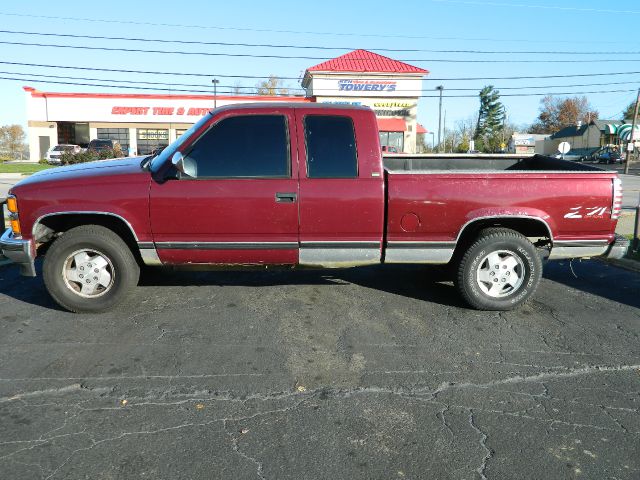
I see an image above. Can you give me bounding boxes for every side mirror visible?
[171,151,185,174]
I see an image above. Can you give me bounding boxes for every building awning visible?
[377,118,406,132]
[604,124,618,134]
[618,124,640,141]
[416,123,428,134]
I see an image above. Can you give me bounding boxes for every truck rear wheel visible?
[455,228,542,310]
[43,225,140,313]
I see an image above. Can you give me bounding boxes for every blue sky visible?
[0,0,639,133]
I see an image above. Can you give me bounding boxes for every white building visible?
[302,49,428,153]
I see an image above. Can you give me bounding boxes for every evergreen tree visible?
[474,86,506,152]
[622,100,638,122]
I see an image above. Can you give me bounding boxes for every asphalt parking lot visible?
[0,260,639,479]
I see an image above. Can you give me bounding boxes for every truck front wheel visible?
[455,228,542,310]
[43,225,140,313]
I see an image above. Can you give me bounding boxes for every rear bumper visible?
[0,228,36,276]
[605,234,630,261]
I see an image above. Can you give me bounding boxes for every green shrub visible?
[59,148,123,165]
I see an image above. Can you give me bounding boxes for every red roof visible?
[307,50,428,75]
[416,124,428,134]
[377,118,407,132]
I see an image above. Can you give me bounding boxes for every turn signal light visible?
[10,218,21,235]
[6,196,18,213]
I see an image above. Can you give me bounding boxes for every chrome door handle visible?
[275,192,297,203]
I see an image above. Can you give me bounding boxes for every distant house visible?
[542,119,626,155]
[508,133,549,154]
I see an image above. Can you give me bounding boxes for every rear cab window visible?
[304,115,358,178]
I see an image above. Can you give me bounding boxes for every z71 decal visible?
[564,206,609,219]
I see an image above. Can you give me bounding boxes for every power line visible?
[0,75,297,95]
[2,29,640,55]
[0,10,631,45]
[1,75,636,98]
[4,69,640,94]
[0,70,267,91]
[4,60,640,83]
[0,61,292,80]
[4,39,640,63]
[430,0,640,15]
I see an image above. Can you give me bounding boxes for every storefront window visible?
[379,131,404,152]
[97,128,130,152]
[137,128,169,155]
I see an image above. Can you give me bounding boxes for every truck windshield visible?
[149,112,213,173]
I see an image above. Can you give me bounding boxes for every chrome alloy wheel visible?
[475,249,525,298]
[62,249,115,298]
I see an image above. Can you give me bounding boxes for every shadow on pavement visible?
[1,258,636,311]
[542,259,640,309]
[139,263,466,308]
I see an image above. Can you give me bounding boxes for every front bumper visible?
[0,228,36,276]
[605,234,630,261]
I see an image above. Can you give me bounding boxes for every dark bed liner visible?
[383,154,604,172]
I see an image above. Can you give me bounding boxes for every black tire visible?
[43,225,140,313]
[455,228,542,311]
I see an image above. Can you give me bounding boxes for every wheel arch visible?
[454,215,553,258]
[33,212,141,263]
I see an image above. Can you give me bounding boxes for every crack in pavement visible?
[223,419,265,480]
[1,363,639,478]
[468,409,493,480]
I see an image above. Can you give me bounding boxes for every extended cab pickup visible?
[1,103,628,313]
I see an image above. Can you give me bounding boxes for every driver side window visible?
[184,115,290,178]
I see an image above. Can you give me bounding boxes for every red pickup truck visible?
[1,103,628,313]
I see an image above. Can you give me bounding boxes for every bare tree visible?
[0,124,26,161]
[232,81,244,95]
[255,75,290,96]
[530,95,598,134]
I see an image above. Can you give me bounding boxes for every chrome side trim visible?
[299,248,380,268]
[385,242,455,264]
[0,228,36,276]
[139,248,162,266]
[33,211,140,241]
[137,242,155,249]
[548,245,608,260]
[155,241,298,250]
[552,240,609,247]
[300,241,380,249]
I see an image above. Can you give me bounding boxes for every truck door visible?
[294,107,385,266]
[149,109,300,264]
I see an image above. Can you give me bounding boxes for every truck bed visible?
[382,154,619,264]
[383,153,605,172]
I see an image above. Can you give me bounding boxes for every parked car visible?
[552,151,586,162]
[1,103,628,313]
[87,139,122,155]
[597,149,623,164]
[46,144,81,164]
[381,145,400,154]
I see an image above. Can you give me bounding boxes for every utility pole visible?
[443,110,447,152]
[436,86,444,153]
[625,88,640,175]
[212,79,220,109]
